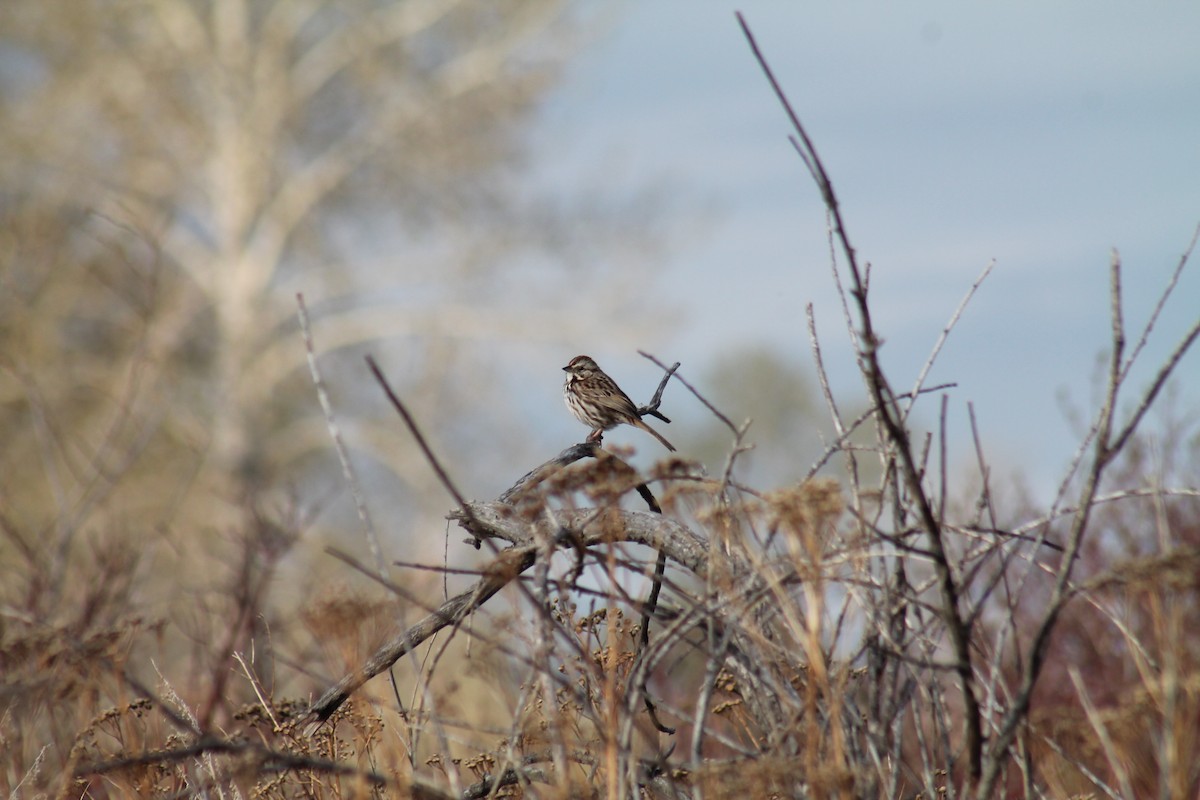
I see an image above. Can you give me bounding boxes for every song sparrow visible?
[562,355,675,451]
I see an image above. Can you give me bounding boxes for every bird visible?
[562,355,675,451]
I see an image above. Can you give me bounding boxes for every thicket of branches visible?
[4,12,1200,800]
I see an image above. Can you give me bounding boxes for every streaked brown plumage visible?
[562,355,675,451]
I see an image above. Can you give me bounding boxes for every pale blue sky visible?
[525,2,1200,494]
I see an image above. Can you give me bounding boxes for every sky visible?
[527,1,1200,496]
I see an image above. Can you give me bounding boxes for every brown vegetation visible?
[3,8,1200,800]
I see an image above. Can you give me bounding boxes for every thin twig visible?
[638,357,681,423]
[233,652,280,730]
[1117,220,1200,384]
[1068,668,1136,799]
[639,350,738,436]
[903,260,995,423]
[1107,314,1200,457]
[365,354,478,528]
[297,293,385,574]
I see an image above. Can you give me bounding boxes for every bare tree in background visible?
[0,0,654,534]
[0,1,667,747]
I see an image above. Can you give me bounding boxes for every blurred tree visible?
[0,0,659,548]
[691,345,833,486]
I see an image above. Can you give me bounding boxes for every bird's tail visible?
[636,419,676,452]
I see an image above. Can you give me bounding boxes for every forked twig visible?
[640,350,738,436]
[638,357,680,423]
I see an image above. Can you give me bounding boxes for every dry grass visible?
[5,408,1197,799]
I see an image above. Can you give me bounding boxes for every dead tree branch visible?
[301,501,711,732]
[737,11,984,783]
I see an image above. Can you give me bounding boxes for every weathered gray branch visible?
[300,501,710,732]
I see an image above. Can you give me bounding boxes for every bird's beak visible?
[562,365,570,372]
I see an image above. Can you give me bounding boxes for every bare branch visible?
[301,502,711,730]
[298,293,385,574]
[637,355,680,423]
[738,11,984,782]
[640,350,739,437]
[904,259,995,422]
[365,354,477,529]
